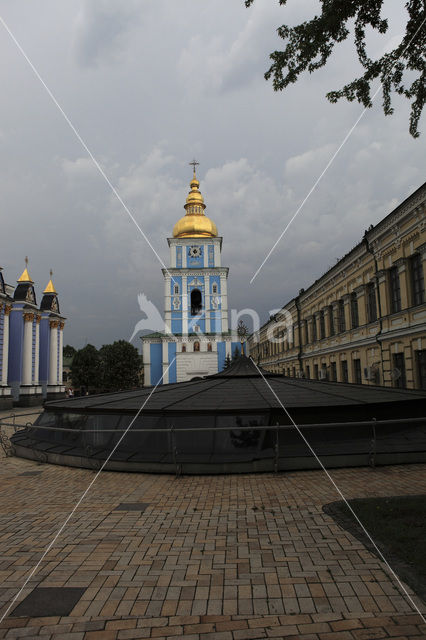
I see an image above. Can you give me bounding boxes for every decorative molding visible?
[367,185,426,244]
[4,304,12,316]
[23,312,35,323]
[354,285,366,296]
[162,268,228,277]
[49,319,59,329]
[394,257,407,270]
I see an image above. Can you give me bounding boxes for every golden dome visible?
[173,169,218,238]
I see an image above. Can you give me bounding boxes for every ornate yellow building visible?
[249,182,426,389]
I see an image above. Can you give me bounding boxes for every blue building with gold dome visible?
[0,261,65,408]
[142,167,243,385]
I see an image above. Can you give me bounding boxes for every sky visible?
[0,0,424,350]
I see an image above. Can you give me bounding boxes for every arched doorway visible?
[191,289,202,315]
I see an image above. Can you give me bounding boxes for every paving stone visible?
[18,472,43,477]
[117,631,150,640]
[0,452,425,639]
[114,504,150,512]
[10,589,85,618]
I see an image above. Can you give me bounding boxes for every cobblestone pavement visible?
[0,448,425,639]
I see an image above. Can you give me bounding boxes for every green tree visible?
[245,0,426,137]
[232,346,241,361]
[63,344,76,358]
[224,354,232,369]
[100,340,141,391]
[70,344,102,391]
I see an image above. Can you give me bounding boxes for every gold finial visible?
[18,256,33,283]
[44,268,57,294]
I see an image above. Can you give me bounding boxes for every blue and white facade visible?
[0,268,13,409]
[0,263,65,407]
[39,284,65,400]
[142,171,243,385]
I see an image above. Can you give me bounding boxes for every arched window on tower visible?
[194,341,200,352]
[174,284,179,295]
[212,283,218,294]
[182,344,186,352]
[207,343,212,352]
[191,289,202,316]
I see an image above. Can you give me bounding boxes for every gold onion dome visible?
[173,170,218,238]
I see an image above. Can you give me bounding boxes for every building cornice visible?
[167,236,223,249]
[294,183,425,307]
[162,268,229,277]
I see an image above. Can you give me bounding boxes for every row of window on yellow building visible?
[249,182,426,390]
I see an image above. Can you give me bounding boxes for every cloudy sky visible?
[0,0,424,349]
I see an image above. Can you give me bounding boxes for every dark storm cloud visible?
[73,0,140,67]
[0,0,424,348]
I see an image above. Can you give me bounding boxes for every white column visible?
[1,306,10,385]
[164,275,172,332]
[220,274,229,333]
[142,341,151,387]
[162,341,169,384]
[205,276,211,333]
[182,275,188,335]
[164,276,171,310]
[58,322,64,385]
[33,316,40,385]
[48,321,58,385]
[170,244,176,268]
[22,313,34,385]
[214,241,220,267]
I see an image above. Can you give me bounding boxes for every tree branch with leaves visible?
[245,0,426,137]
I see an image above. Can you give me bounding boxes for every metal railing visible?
[2,413,425,472]
[0,410,42,456]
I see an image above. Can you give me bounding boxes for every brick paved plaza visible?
[0,424,425,639]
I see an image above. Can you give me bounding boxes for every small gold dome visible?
[173,169,218,238]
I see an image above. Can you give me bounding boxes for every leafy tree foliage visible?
[232,346,241,361]
[245,0,426,137]
[70,344,102,391]
[63,344,76,358]
[100,340,141,391]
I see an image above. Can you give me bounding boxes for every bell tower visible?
[164,165,228,336]
[142,164,241,386]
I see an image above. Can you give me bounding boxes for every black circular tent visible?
[12,356,426,473]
